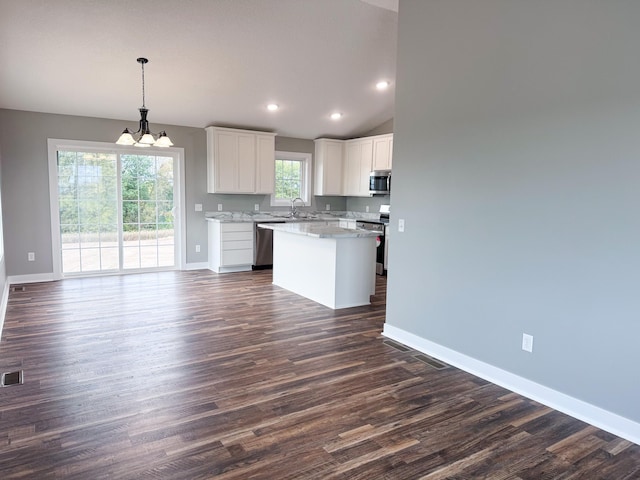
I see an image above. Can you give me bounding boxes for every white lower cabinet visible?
[208,222,254,273]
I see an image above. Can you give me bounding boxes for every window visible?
[271,151,312,206]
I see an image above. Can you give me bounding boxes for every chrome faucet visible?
[291,197,304,217]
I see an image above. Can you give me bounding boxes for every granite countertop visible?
[205,215,330,223]
[205,211,384,223]
[256,222,379,239]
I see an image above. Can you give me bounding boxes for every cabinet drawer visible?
[223,239,253,250]
[221,249,253,266]
[221,223,253,233]
[222,231,253,242]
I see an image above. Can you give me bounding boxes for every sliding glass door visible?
[50,141,182,277]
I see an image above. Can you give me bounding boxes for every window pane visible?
[100,247,119,270]
[62,249,81,273]
[80,248,101,272]
[140,246,158,268]
[275,159,302,200]
[123,247,140,269]
[158,245,174,267]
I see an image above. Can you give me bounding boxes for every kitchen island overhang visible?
[257,222,378,309]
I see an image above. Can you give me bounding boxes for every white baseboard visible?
[382,323,640,446]
[8,273,56,285]
[183,262,210,271]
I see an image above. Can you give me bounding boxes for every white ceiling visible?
[0,0,398,140]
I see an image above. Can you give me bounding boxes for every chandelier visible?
[116,57,173,148]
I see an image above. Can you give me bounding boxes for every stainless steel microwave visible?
[369,170,391,195]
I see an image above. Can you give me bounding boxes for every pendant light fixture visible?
[116,57,173,148]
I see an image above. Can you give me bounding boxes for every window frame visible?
[270,151,312,207]
[47,139,186,279]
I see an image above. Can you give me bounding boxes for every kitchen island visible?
[257,222,378,309]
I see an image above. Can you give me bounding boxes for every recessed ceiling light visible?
[376,80,390,90]
[330,112,342,120]
[267,103,279,111]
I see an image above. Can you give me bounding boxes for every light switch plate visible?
[195,204,203,212]
[522,333,534,353]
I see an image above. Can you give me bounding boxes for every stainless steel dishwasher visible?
[253,220,286,269]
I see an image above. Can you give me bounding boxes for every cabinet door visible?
[315,139,344,195]
[215,130,238,192]
[236,134,256,193]
[372,135,392,171]
[255,134,275,194]
[358,139,373,196]
[343,141,362,196]
[344,139,373,197]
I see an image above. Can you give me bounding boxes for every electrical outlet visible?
[254,204,260,212]
[365,206,369,213]
[522,333,534,353]
[194,203,203,212]
[398,219,405,232]
[195,244,201,253]
[326,204,330,211]
[217,204,223,211]
[28,252,35,262]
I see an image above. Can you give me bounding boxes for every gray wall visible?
[346,195,390,213]
[363,118,393,137]
[0,109,347,275]
[0,138,6,297]
[388,0,640,422]
[0,109,209,273]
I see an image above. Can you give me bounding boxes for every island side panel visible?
[272,231,339,308]
[334,236,377,308]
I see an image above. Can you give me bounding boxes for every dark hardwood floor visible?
[0,270,638,479]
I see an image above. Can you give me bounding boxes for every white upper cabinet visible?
[372,134,393,171]
[314,138,344,196]
[343,138,373,197]
[206,126,276,194]
[255,133,276,194]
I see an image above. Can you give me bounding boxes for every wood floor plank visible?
[0,269,638,479]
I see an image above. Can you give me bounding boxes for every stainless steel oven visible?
[356,221,386,275]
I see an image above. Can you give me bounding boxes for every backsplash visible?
[204,194,348,215]
[346,194,391,213]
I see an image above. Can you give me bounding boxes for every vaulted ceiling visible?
[0,0,398,139]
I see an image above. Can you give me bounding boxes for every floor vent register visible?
[1,371,24,387]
